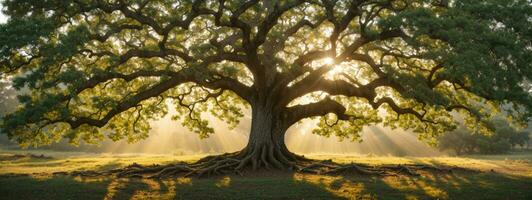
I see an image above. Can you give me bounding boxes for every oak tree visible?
[1,0,531,175]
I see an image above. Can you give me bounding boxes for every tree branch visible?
[285,97,359,125]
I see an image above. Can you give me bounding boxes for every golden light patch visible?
[216,176,231,187]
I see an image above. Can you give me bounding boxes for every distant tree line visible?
[438,118,530,155]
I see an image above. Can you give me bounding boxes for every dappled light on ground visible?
[293,172,532,200]
[1,171,530,200]
[216,176,231,188]
[100,178,179,200]
[380,175,449,199]
[292,173,370,199]
[1,151,531,177]
[0,151,531,199]
[103,179,126,200]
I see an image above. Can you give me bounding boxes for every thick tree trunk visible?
[237,102,298,170]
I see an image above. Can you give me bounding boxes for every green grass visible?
[1,150,531,200]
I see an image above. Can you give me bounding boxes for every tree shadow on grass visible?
[296,171,532,200]
[1,170,531,200]
[0,175,110,200]
[0,172,345,200]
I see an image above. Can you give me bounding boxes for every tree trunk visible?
[236,101,298,171]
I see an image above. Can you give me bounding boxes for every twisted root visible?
[102,146,303,179]
[65,151,468,179]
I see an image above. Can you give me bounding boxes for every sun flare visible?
[321,57,347,79]
[323,57,335,65]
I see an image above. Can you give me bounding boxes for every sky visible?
[0,3,6,23]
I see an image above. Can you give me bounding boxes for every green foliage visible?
[0,17,55,62]
[0,0,530,148]
[378,0,532,121]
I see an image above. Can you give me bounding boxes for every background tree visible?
[0,0,531,175]
[438,118,531,155]
[0,76,19,145]
[437,128,476,155]
[510,131,530,149]
[0,76,17,116]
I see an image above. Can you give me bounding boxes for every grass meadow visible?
[0,149,531,200]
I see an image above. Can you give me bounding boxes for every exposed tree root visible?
[93,146,303,179]
[64,151,472,179]
[323,164,385,175]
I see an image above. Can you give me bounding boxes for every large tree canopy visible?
[0,0,531,173]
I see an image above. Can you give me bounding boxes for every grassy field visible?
[0,150,531,200]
